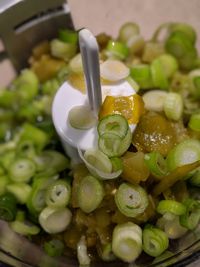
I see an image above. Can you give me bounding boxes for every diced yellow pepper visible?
[99,94,145,124]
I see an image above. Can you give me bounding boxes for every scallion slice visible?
[58,29,78,44]
[189,169,200,186]
[115,182,149,217]
[45,180,71,208]
[10,220,40,236]
[150,58,168,89]
[130,64,152,89]
[144,151,168,177]
[157,200,186,216]
[9,158,36,183]
[98,114,129,138]
[6,183,32,204]
[164,92,183,121]
[166,139,200,171]
[158,54,178,78]
[44,239,64,257]
[77,175,104,213]
[179,198,200,230]
[0,193,17,221]
[142,225,169,257]
[142,90,168,112]
[112,222,142,262]
[106,40,129,60]
[188,113,200,131]
[39,206,72,234]
[118,22,140,43]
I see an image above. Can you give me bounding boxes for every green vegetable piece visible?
[115,182,149,217]
[106,40,129,60]
[7,183,32,204]
[118,22,140,43]
[58,29,78,44]
[77,175,104,213]
[158,54,178,78]
[10,220,40,236]
[188,113,200,131]
[157,200,186,216]
[0,193,17,221]
[130,64,153,89]
[144,151,168,177]
[170,23,197,44]
[0,175,10,196]
[151,58,169,89]
[50,39,77,61]
[189,169,200,186]
[143,225,169,257]
[44,239,64,257]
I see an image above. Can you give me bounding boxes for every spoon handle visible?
[79,29,102,116]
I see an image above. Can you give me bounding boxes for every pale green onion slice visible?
[0,175,10,196]
[112,222,142,262]
[144,151,168,177]
[98,128,132,157]
[98,114,129,138]
[115,182,149,217]
[78,148,122,180]
[69,53,83,73]
[130,64,152,89]
[150,58,168,89]
[179,198,200,230]
[127,34,145,54]
[50,39,77,61]
[142,90,168,112]
[188,113,200,131]
[10,220,40,236]
[45,180,71,208]
[164,92,183,121]
[77,236,91,266]
[118,22,140,43]
[39,206,72,234]
[77,175,104,213]
[106,40,129,60]
[142,225,169,257]
[68,105,97,130]
[166,139,200,171]
[158,54,178,78]
[84,149,112,173]
[97,243,116,261]
[126,76,140,92]
[100,59,130,82]
[9,158,36,183]
[157,200,186,216]
[6,183,32,204]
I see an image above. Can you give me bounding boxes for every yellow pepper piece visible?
[99,94,145,124]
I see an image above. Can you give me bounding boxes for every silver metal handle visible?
[79,29,102,116]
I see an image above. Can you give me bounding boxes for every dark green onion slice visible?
[179,198,200,230]
[188,113,200,131]
[77,175,104,213]
[130,64,153,89]
[142,225,169,257]
[112,222,142,262]
[115,182,149,217]
[58,29,78,44]
[98,114,129,138]
[44,239,64,257]
[157,200,186,216]
[0,193,17,221]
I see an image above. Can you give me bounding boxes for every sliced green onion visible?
[142,225,169,257]
[78,148,122,180]
[0,193,17,221]
[8,158,36,183]
[41,78,60,95]
[144,151,168,177]
[0,150,15,170]
[118,22,140,43]
[157,200,186,216]
[179,198,200,230]
[27,176,56,214]
[16,140,36,159]
[84,149,112,173]
[127,35,145,54]
[110,157,123,172]
[97,243,116,262]
[39,206,72,234]
[0,175,10,196]
[115,182,149,217]
[19,123,50,151]
[33,150,69,172]
[164,92,183,121]
[7,183,32,204]
[189,169,200,186]
[50,39,77,61]
[58,29,78,44]
[98,128,132,157]
[142,42,165,63]
[68,105,97,129]
[126,76,140,92]
[170,23,196,44]
[166,139,200,171]
[10,220,40,236]
[153,251,175,265]
[106,40,129,60]
[112,222,142,262]
[44,239,64,257]
[142,90,168,112]
[158,54,178,78]
[150,58,168,89]
[188,113,200,131]
[45,180,71,208]
[98,114,129,138]
[77,175,104,213]
[0,89,16,108]
[77,236,91,266]
[69,53,83,73]
[130,64,153,89]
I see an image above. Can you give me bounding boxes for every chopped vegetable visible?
[44,239,64,257]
